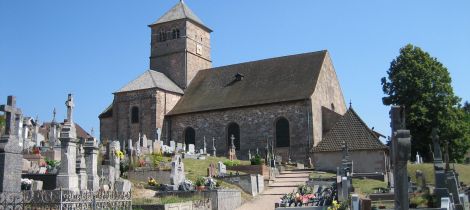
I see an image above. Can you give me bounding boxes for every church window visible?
[184,127,196,149]
[131,107,139,124]
[172,28,180,39]
[275,117,290,147]
[158,30,166,42]
[331,103,335,111]
[227,123,240,151]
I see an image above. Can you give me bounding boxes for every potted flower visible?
[195,177,206,191]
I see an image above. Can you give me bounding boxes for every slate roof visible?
[115,70,184,94]
[167,50,328,116]
[313,107,388,152]
[150,1,211,32]
[39,122,93,140]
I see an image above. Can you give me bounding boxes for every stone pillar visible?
[84,137,100,191]
[76,145,88,191]
[0,96,23,192]
[56,94,79,191]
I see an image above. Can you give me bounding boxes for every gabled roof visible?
[313,107,388,152]
[115,70,184,94]
[150,1,211,32]
[167,50,328,116]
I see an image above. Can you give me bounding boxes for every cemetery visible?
[1,1,470,210]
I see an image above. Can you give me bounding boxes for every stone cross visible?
[203,136,207,154]
[432,128,443,162]
[256,147,259,155]
[0,96,23,192]
[248,149,252,160]
[394,129,411,210]
[230,134,235,148]
[65,94,74,124]
[0,96,22,136]
[52,107,56,123]
[170,155,185,190]
[212,137,216,157]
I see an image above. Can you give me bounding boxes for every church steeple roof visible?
[150,1,211,32]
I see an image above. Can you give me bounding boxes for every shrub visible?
[250,154,262,165]
[195,177,205,186]
[223,160,240,167]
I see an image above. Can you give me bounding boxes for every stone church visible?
[100,1,384,163]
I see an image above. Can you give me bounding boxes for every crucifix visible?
[65,94,74,124]
[0,95,22,136]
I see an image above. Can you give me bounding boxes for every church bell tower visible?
[149,1,212,89]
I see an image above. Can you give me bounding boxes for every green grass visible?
[408,163,470,185]
[352,178,388,195]
[309,171,335,179]
[183,156,250,182]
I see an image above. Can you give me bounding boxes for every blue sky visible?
[1,0,469,139]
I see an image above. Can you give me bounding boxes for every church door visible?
[227,123,240,151]
[184,127,195,150]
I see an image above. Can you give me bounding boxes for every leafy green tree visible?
[0,114,4,135]
[381,44,470,162]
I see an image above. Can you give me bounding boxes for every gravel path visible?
[236,170,311,210]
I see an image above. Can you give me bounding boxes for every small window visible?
[331,103,335,111]
[172,28,180,39]
[131,107,139,124]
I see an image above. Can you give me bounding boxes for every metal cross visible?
[65,94,74,123]
[0,95,22,136]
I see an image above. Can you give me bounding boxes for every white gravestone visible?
[217,161,226,177]
[188,144,195,154]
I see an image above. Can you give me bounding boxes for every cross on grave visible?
[0,95,22,136]
[230,134,235,148]
[65,94,74,124]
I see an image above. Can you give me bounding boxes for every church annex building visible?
[99,1,387,170]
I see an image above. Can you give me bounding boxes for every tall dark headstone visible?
[0,96,23,192]
[432,128,450,204]
[390,106,411,210]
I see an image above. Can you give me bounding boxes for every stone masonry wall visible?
[165,100,312,162]
[310,52,347,146]
[313,150,387,173]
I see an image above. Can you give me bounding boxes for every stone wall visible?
[100,88,182,146]
[313,150,387,173]
[165,100,312,162]
[310,53,347,146]
[219,174,264,196]
[127,169,171,184]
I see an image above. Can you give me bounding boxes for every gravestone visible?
[76,144,88,191]
[352,194,360,210]
[212,137,217,157]
[207,163,216,177]
[390,106,411,210]
[415,170,426,192]
[176,143,183,153]
[153,140,161,154]
[217,161,226,177]
[0,95,23,192]
[170,154,185,190]
[228,134,237,160]
[203,136,207,154]
[248,149,252,160]
[84,137,100,191]
[170,141,176,153]
[188,144,195,154]
[56,94,79,191]
[432,128,451,205]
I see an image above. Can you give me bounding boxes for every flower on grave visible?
[115,150,124,159]
[148,177,158,186]
[328,200,341,210]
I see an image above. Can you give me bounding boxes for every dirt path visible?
[237,170,311,210]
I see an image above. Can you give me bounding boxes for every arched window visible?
[159,30,166,42]
[275,117,290,147]
[331,103,335,111]
[227,123,240,151]
[184,127,195,148]
[172,28,180,39]
[131,107,139,124]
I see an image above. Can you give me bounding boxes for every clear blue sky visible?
[1,0,469,139]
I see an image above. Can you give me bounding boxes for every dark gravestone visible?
[432,128,450,205]
[0,96,23,192]
[390,106,411,210]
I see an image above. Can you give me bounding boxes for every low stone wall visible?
[226,164,270,180]
[219,174,264,196]
[127,168,171,184]
[133,201,210,210]
[149,189,241,210]
[21,174,57,190]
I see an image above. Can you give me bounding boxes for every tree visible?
[381,44,470,162]
[0,114,4,135]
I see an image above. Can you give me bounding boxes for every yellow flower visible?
[115,150,124,159]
